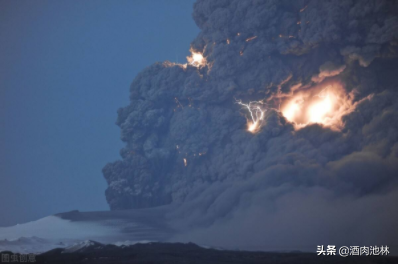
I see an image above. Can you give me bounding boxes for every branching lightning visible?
[236,100,267,133]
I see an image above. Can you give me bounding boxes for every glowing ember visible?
[237,100,267,133]
[281,82,356,130]
[187,48,206,67]
[300,5,308,12]
[246,36,257,42]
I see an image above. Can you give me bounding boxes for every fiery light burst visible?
[281,82,356,130]
[237,100,267,133]
[187,48,206,67]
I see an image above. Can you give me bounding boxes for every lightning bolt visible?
[236,100,267,133]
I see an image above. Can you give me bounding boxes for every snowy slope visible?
[62,240,104,253]
[0,207,175,253]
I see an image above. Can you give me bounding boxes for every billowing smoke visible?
[103,0,398,250]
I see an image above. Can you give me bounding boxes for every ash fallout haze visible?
[1,0,398,256]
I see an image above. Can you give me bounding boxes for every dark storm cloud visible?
[103,0,398,250]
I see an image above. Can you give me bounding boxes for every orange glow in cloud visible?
[186,48,206,67]
[281,82,356,130]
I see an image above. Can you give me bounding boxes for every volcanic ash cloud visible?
[103,0,398,251]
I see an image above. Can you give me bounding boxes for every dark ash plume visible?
[103,0,398,251]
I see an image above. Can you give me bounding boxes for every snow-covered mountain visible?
[61,240,104,253]
[0,207,175,253]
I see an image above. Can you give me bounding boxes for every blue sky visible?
[0,0,199,227]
